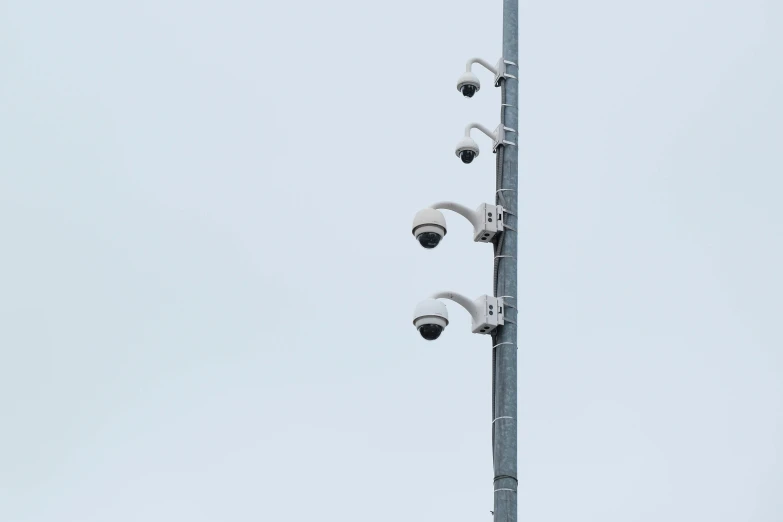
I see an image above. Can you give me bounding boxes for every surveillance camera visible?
[412,208,447,249]
[413,293,504,339]
[460,58,517,94]
[413,299,449,340]
[459,123,513,159]
[455,137,479,164]
[456,71,480,98]
[414,202,504,247]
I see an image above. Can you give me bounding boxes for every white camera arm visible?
[465,57,517,86]
[429,201,503,243]
[430,201,482,229]
[465,122,516,152]
[430,291,504,335]
[431,291,480,321]
[466,57,498,75]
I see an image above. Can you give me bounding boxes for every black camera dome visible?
[460,150,476,164]
[417,232,442,249]
[460,84,477,98]
[418,324,444,341]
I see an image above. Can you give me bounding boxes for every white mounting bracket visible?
[491,124,517,152]
[465,122,517,154]
[429,202,505,244]
[430,292,505,336]
[470,295,505,334]
[466,57,518,87]
[493,58,518,87]
[473,203,505,243]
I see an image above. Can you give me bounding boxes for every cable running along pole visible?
[492,0,518,521]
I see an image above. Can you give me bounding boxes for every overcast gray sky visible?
[1,0,782,520]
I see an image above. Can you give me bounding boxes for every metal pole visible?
[493,0,518,521]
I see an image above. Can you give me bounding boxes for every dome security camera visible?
[413,299,449,340]
[413,293,504,340]
[412,202,504,248]
[456,71,481,98]
[456,123,516,164]
[411,208,447,249]
[456,57,517,99]
[455,136,480,164]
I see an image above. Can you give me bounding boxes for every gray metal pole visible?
[493,0,518,521]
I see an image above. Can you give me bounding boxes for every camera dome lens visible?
[418,324,444,341]
[460,84,477,98]
[460,150,476,164]
[417,232,441,249]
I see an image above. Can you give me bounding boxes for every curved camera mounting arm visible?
[465,57,517,87]
[466,57,499,75]
[430,201,483,229]
[465,122,517,153]
[465,122,499,141]
[430,291,505,335]
[429,201,504,244]
[431,291,479,321]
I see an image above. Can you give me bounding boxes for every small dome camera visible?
[456,71,481,98]
[413,299,449,341]
[455,137,480,164]
[412,208,447,249]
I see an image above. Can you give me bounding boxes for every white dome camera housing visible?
[456,71,481,98]
[458,58,517,98]
[413,299,449,341]
[458,123,515,162]
[455,136,480,164]
[413,202,504,248]
[413,293,504,339]
[412,208,447,249]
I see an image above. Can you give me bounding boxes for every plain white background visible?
[1,0,781,520]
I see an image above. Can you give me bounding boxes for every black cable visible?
[491,78,508,468]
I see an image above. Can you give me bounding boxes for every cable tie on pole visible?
[492,416,513,423]
[492,342,514,349]
[499,295,516,300]
[494,255,512,260]
[497,188,514,206]
[494,475,519,483]
[494,488,516,493]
